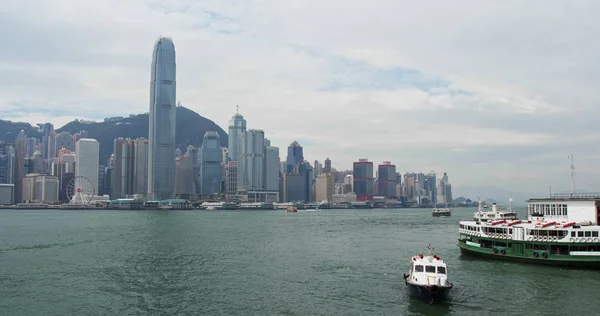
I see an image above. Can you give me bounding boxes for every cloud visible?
[1,0,600,197]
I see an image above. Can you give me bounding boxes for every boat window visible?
[585,231,592,237]
[425,266,436,273]
[564,204,568,215]
[593,231,599,237]
[437,266,446,274]
[571,231,576,237]
[415,265,424,272]
[578,231,584,237]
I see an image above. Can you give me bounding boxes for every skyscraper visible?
[353,159,374,201]
[228,108,247,161]
[377,161,397,198]
[200,131,222,196]
[112,138,134,199]
[148,37,176,200]
[133,138,149,195]
[0,142,15,185]
[238,129,265,192]
[75,138,100,196]
[286,141,304,173]
[264,145,280,192]
[14,130,27,203]
[54,131,74,153]
[324,158,332,174]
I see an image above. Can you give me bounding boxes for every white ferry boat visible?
[458,192,600,269]
[473,199,519,222]
[403,245,453,303]
[432,207,451,217]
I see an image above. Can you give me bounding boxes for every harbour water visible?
[1,207,598,315]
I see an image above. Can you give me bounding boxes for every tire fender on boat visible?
[534,252,539,258]
[493,248,498,254]
[542,252,548,258]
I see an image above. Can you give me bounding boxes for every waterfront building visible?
[377,161,397,198]
[237,129,265,193]
[0,142,15,185]
[14,130,27,203]
[148,36,176,200]
[224,161,238,198]
[0,184,14,205]
[133,138,149,195]
[75,138,100,196]
[200,131,222,196]
[264,145,280,192]
[353,159,374,201]
[175,154,194,198]
[228,107,246,161]
[22,173,40,202]
[112,138,134,199]
[34,175,59,202]
[315,173,334,202]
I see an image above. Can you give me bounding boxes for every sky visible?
[1,0,600,202]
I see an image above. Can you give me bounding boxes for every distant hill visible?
[1,106,228,164]
[0,119,42,143]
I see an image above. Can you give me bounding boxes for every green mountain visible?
[1,106,228,164]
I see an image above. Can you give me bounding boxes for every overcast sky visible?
[1,0,599,199]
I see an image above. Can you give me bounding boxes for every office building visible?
[14,130,27,202]
[228,108,246,161]
[75,138,100,196]
[34,175,59,202]
[377,161,397,198]
[237,129,265,192]
[315,173,334,202]
[0,184,14,205]
[353,159,374,201]
[133,138,149,195]
[0,142,15,185]
[148,36,176,200]
[200,131,222,196]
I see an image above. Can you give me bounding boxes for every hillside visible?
[1,106,228,165]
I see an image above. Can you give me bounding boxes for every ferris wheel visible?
[67,176,95,204]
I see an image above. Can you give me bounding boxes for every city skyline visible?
[1,1,599,196]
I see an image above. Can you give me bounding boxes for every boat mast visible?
[569,154,575,196]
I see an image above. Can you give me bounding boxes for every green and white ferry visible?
[458,192,600,269]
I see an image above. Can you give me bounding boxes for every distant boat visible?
[432,207,451,217]
[403,244,453,303]
[287,206,298,213]
[473,199,518,222]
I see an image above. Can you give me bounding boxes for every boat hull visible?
[458,241,600,269]
[405,281,451,303]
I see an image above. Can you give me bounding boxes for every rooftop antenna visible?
[569,154,575,195]
[236,100,239,114]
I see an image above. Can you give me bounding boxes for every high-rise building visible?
[14,130,27,203]
[148,37,176,200]
[324,158,332,174]
[424,172,437,206]
[133,138,149,195]
[34,175,59,202]
[315,173,334,202]
[286,141,304,173]
[228,108,246,161]
[377,161,397,198]
[314,160,322,175]
[237,129,265,193]
[0,142,15,185]
[22,173,40,202]
[200,131,222,196]
[175,154,194,198]
[437,172,453,204]
[31,150,44,174]
[264,145,280,192]
[54,131,73,154]
[0,184,14,205]
[75,138,100,196]
[26,137,38,158]
[112,138,134,199]
[41,123,54,160]
[224,161,238,198]
[353,159,374,201]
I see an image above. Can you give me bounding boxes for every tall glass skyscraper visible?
[148,37,176,200]
[228,109,246,161]
[200,132,222,196]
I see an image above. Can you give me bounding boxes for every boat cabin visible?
[407,254,449,286]
[527,194,600,225]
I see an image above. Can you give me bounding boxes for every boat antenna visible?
[569,154,575,195]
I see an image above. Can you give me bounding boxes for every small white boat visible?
[403,245,453,303]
